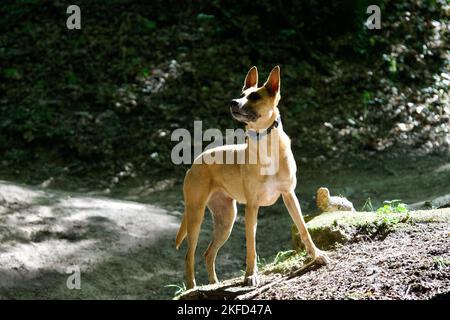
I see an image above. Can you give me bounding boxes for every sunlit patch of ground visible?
[0,181,179,298]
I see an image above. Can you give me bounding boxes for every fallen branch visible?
[235,260,327,300]
[235,275,287,300]
[288,259,326,278]
[177,279,253,300]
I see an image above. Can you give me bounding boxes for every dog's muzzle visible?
[230,99,259,122]
[230,99,241,113]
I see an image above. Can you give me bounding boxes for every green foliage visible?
[361,200,411,235]
[141,18,156,30]
[165,282,186,297]
[273,250,297,265]
[388,57,397,74]
[1,0,448,185]
[257,255,267,270]
[197,13,215,21]
[262,250,307,274]
[358,201,411,237]
[377,200,408,214]
[3,68,21,80]
[361,91,373,105]
[433,257,450,269]
[361,197,374,211]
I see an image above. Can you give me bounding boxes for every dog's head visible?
[230,66,281,128]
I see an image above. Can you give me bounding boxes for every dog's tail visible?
[175,211,187,250]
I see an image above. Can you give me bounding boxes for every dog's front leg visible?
[282,191,330,265]
[244,204,260,287]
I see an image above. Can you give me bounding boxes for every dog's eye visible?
[247,92,261,101]
[239,93,245,98]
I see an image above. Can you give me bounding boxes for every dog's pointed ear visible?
[243,66,258,91]
[264,66,281,95]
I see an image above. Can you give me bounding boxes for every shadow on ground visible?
[0,181,183,299]
[0,181,294,299]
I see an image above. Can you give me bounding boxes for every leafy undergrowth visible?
[1,0,449,188]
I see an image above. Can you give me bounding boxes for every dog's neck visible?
[245,108,288,170]
[245,108,282,141]
[246,116,281,141]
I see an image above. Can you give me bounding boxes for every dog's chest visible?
[248,155,296,206]
[254,178,289,206]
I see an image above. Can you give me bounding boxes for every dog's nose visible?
[230,99,240,112]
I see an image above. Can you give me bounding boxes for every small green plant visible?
[358,200,411,237]
[361,197,374,211]
[165,282,186,297]
[257,255,267,270]
[380,213,398,224]
[433,257,450,269]
[273,250,297,265]
[262,250,307,275]
[376,200,408,214]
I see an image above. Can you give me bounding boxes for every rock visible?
[408,194,450,210]
[292,208,450,251]
[316,187,355,212]
[292,224,351,251]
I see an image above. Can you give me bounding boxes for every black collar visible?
[246,116,281,141]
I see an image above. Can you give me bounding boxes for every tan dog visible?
[176,66,329,289]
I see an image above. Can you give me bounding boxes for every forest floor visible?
[179,209,450,300]
[0,154,449,299]
[255,219,450,299]
[258,220,450,300]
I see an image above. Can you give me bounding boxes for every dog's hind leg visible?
[185,204,206,290]
[184,169,210,290]
[204,190,237,284]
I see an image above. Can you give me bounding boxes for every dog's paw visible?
[313,250,331,265]
[243,273,260,287]
[186,280,197,290]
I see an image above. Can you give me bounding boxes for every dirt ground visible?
[0,181,182,299]
[0,154,449,299]
[257,222,450,300]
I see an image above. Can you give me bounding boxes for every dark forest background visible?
[0,0,449,301]
[1,0,449,190]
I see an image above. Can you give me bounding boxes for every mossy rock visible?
[292,208,450,250]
